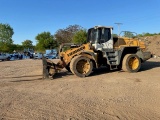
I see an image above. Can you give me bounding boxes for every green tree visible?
[8,44,23,53]
[54,24,83,44]
[0,43,10,52]
[123,31,135,38]
[72,29,87,44]
[22,40,33,49]
[144,32,151,36]
[112,34,118,37]
[35,32,57,51]
[0,23,14,52]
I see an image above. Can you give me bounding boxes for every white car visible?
[0,53,11,61]
[33,53,43,59]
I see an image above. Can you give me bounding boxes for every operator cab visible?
[87,26,113,51]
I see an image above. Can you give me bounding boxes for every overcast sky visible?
[1,0,160,45]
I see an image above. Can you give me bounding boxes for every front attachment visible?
[42,56,64,79]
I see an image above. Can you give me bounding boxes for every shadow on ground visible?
[90,67,114,77]
[11,78,43,82]
[52,71,73,79]
[7,75,43,82]
[11,75,41,78]
[140,61,160,71]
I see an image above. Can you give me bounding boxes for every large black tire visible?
[122,54,141,72]
[70,55,93,77]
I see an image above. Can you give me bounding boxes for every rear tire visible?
[70,55,93,77]
[122,54,141,72]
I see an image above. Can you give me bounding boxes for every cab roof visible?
[94,25,113,29]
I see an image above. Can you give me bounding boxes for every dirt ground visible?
[0,58,160,120]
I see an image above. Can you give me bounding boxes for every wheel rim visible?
[76,59,91,74]
[128,57,139,70]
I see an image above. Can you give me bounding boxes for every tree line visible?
[0,23,87,53]
[0,23,159,53]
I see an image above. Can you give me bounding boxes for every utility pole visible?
[115,23,123,36]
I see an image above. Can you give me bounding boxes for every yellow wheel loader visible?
[43,25,151,78]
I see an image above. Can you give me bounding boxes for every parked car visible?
[0,53,11,61]
[45,53,58,59]
[33,52,43,59]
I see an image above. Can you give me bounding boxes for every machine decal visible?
[67,46,85,57]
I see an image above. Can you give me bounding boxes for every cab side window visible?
[103,28,111,42]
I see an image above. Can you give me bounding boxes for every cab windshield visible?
[87,28,111,44]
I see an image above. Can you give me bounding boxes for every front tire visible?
[122,54,141,72]
[70,55,93,77]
